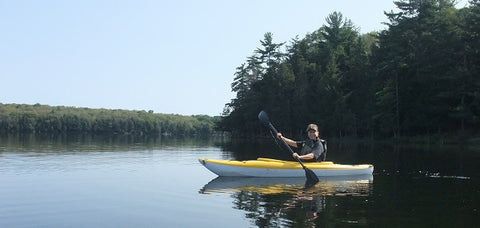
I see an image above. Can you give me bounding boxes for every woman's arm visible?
[295,153,315,161]
[276,133,298,148]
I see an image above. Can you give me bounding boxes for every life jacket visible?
[319,139,327,152]
[300,138,327,161]
[319,139,327,161]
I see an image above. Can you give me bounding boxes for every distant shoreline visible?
[0,103,220,136]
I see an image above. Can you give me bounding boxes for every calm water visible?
[0,134,478,227]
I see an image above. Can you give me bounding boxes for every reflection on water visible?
[200,175,373,227]
[200,175,373,195]
[0,134,229,152]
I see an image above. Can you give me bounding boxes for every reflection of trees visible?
[232,191,298,227]
[231,191,332,227]
[200,176,372,226]
[228,182,371,227]
[0,134,228,152]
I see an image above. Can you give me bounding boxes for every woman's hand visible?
[277,132,283,139]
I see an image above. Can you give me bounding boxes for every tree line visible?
[0,103,220,136]
[219,0,480,139]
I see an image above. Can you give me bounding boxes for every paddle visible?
[258,110,319,185]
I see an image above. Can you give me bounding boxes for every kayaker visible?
[277,124,327,162]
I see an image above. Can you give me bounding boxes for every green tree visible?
[374,0,467,136]
[450,0,480,131]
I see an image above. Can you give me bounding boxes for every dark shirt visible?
[296,138,326,161]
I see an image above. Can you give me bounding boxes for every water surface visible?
[0,135,478,227]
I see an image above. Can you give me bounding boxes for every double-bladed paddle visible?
[258,110,319,186]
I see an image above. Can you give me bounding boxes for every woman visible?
[277,124,327,161]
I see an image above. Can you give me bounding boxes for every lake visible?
[0,134,478,227]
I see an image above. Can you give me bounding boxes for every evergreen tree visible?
[220,1,479,139]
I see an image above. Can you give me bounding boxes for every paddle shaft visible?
[264,119,310,170]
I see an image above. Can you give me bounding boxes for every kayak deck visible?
[199,157,374,177]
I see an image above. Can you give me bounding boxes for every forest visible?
[0,103,220,136]
[218,0,480,139]
[2,0,478,140]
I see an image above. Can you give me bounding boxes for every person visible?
[277,124,327,162]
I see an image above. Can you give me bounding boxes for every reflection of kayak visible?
[200,175,373,195]
[199,157,374,177]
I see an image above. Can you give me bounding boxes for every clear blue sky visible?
[0,0,468,116]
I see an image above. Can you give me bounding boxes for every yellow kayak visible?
[199,157,374,177]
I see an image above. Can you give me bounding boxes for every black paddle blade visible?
[304,179,318,189]
[304,168,319,186]
[258,110,269,126]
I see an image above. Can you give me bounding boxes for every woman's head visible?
[306,124,319,139]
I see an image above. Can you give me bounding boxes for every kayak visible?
[199,157,374,177]
[200,175,373,195]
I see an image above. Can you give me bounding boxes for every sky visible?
[0,0,470,116]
